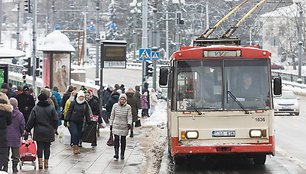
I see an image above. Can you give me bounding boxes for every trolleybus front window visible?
[176,60,222,111]
[224,59,271,110]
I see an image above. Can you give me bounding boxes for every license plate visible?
[212,130,236,137]
[282,106,289,109]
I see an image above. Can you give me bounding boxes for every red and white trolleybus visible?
[159,41,282,165]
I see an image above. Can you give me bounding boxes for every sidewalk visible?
[13,125,149,174]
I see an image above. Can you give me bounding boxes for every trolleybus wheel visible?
[253,155,266,165]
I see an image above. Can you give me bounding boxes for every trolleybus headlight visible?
[185,131,199,139]
[249,129,262,138]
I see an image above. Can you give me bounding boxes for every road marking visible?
[276,146,306,170]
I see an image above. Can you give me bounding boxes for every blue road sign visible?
[151,51,159,60]
[139,49,151,60]
[54,24,60,30]
[108,23,115,29]
[88,25,94,31]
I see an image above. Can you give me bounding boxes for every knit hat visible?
[119,94,127,100]
[126,88,134,93]
[38,93,48,101]
[9,98,18,108]
[23,85,29,91]
[77,90,85,97]
[41,88,51,98]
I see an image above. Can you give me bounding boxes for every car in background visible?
[274,91,299,116]
[271,62,284,70]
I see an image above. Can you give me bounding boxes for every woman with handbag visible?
[109,94,132,160]
[65,91,90,154]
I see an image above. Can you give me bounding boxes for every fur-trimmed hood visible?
[0,92,13,112]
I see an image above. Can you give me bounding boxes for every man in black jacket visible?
[16,86,35,123]
[1,83,16,99]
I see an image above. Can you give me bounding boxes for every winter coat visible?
[87,97,102,123]
[134,86,141,109]
[109,102,132,136]
[140,95,148,109]
[150,92,158,107]
[7,107,25,147]
[106,92,120,116]
[52,91,62,112]
[15,92,35,122]
[0,97,13,148]
[126,92,140,122]
[6,88,16,99]
[65,100,90,124]
[61,91,71,109]
[143,88,150,109]
[103,88,112,107]
[26,100,58,142]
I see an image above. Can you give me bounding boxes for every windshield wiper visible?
[186,100,202,115]
[227,91,249,114]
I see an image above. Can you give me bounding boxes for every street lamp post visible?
[95,0,100,86]
[297,2,303,83]
[141,0,148,92]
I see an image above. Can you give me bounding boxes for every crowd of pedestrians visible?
[0,81,159,173]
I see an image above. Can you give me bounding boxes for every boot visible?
[44,159,48,169]
[1,163,7,172]
[38,158,43,169]
[12,162,18,173]
[73,145,80,154]
[113,148,119,160]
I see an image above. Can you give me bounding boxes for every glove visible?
[64,121,67,127]
[110,125,112,131]
[127,124,131,130]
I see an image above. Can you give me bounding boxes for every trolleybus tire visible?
[295,112,299,116]
[253,155,266,165]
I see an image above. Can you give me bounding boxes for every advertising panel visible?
[52,53,70,92]
[43,53,51,88]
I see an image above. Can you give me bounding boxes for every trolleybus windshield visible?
[176,59,271,112]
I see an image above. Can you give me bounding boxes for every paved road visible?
[160,95,306,174]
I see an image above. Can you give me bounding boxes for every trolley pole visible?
[141,0,148,92]
[297,2,303,83]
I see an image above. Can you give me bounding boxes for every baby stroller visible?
[19,133,37,169]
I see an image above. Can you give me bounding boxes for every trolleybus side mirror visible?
[273,77,282,95]
[159,67,168,86]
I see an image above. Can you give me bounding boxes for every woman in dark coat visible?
[0,92,12,172]
[106,91,120,118]
[65,91,90,154]
[26,92,58,169]
[84,90,101,146]
[125,88,140,137]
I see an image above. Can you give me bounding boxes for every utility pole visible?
[152,6,157,91]
[83,11,87,64]
[32,0,37,92]
[206,1,209,30]
[166,12,169,60]
[17,2,20,50]
[297,2,303,83]
[142,0,148,92]
[95,0,100,86]
[51,0,55,31]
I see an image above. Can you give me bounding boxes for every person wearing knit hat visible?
[109,93,132,160]
[15,85,35,125]
[65,90,90,154]
[7,98,25,172]
[25,91,58,169]
[0,92,13,172]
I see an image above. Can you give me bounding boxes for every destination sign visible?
[203,50,241,58]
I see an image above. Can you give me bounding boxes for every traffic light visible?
[24,0,31,13]
[145,61,153,77]
[22,70,26,83]
[177,12,184,25]
[35,57,42,77]
[23,57,31,76]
